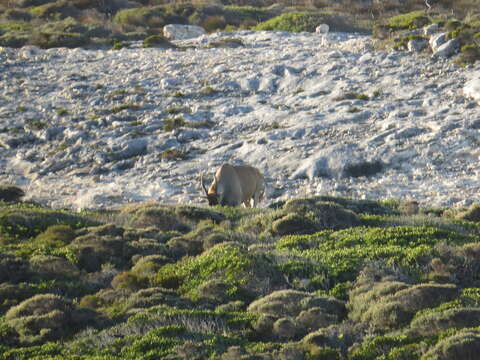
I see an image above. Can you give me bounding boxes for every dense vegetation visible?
[0,0,478,55]
[1,184,480,359]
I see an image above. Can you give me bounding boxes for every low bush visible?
[155,243,283,301]
[254,11,354,33]
[0,206,96,243]
[5,294,96,344]
[0,185,25,202]
[422,328,480,360]
[121,204,190,233]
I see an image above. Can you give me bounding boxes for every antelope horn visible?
[200,172,209,196]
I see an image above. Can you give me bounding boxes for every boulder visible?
[291,143,383,180]
[408,38,427,52]
[433,39,459,58]
[423,23,439,36]
[429,32,447,51]
[464,75,480,103]
[163,24,205,40]
[315,24,329,34]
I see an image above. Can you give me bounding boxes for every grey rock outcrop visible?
[163,24,206,40]
[429,33,447,52]
[408,38,427,52]
[433,39,459,58]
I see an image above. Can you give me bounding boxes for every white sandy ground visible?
[0,30,479,210]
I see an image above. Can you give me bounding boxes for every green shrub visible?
[155,243,282,301]
[121,204,190,233]
[349,334,417,360]
[271,212,318,236]
[0,32,29,47]
[34,224,76,247]
[208,37,244,48]
[0,206,96,243]
[164,117,186,132]
[248,290,345,325]
[254,12,353,33]
[142,34,174,48]
[384,11,430,30]
[111,271,147,291]
[459,45,480,64]
[167,236,203,258]
[29,254,79,279]
[422,328,480,360]
[0,253,29,283]
[29,0,79,19]
[5,294,94,344]
[410,308,480,336]
[2,9,32,21]
[456,203,480,221]
[349,281,458,330]
[113,6,166,32]
[222,6,272,27]
[131,255,170,277]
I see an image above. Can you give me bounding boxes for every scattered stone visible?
[110,138,148,161]
[163,24,206,40]
[0,31,478,209]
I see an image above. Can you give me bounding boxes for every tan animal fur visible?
[201,163,265,207]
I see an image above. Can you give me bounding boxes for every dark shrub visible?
[272,317,297,339]
[422,328,480,360]
[5,294,94,344]
[142,34,175,48]
[30,1,80,19]
[0,207,96,242]
[125,287,192,310]
[167,236,203,258]
[174,205,226,223]
[0,253,30,283]
[29,255,79,279]
[34,225,76,247]
[111,271,147,291]
[456,203,480,222]
[409,308,480,336]
[284,199,361,231]
[0,185,24,202]
[123,205,190,233]
[271,213,317,236]
[254,11,354,33]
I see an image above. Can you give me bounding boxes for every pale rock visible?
[423,23,439,36]
[163,24,206,40]
[111,138,148,160]
[291,143,383,180]
[408,38,427,52]
[175,129,204,143]
[464,75,480,103]
[316,24,330,34]
[433,39,459,58]
[429,32,447,51]
[160,78,181,89]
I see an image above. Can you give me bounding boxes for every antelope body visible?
[201,163,265,207]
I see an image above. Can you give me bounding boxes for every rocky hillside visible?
[0,24,479,210]
[1,189,480,359]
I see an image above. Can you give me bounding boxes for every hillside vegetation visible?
[0,0,478,51]
[1,185,480,359]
